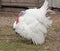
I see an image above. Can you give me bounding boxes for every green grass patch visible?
[0,25,44,51]
[0,39,44,51]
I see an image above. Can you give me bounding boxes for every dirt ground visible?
[0,9,60,51]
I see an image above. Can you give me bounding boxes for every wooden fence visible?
[0,0,44,8]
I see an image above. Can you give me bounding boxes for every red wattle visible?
[16,15,20,24]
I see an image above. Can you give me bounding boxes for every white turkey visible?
[13,0,52,45]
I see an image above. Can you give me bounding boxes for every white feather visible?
[13,0,52,45]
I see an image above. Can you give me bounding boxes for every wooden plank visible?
[0,0,2,7]
[1,0,37,3]
[11,0,37,3]
[1,0,43,7]
[1,0,11,2]
[1,2,37,7]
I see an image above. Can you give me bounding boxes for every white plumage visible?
[13,0,52,45]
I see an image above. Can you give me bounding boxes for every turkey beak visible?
[13,28,18,34]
